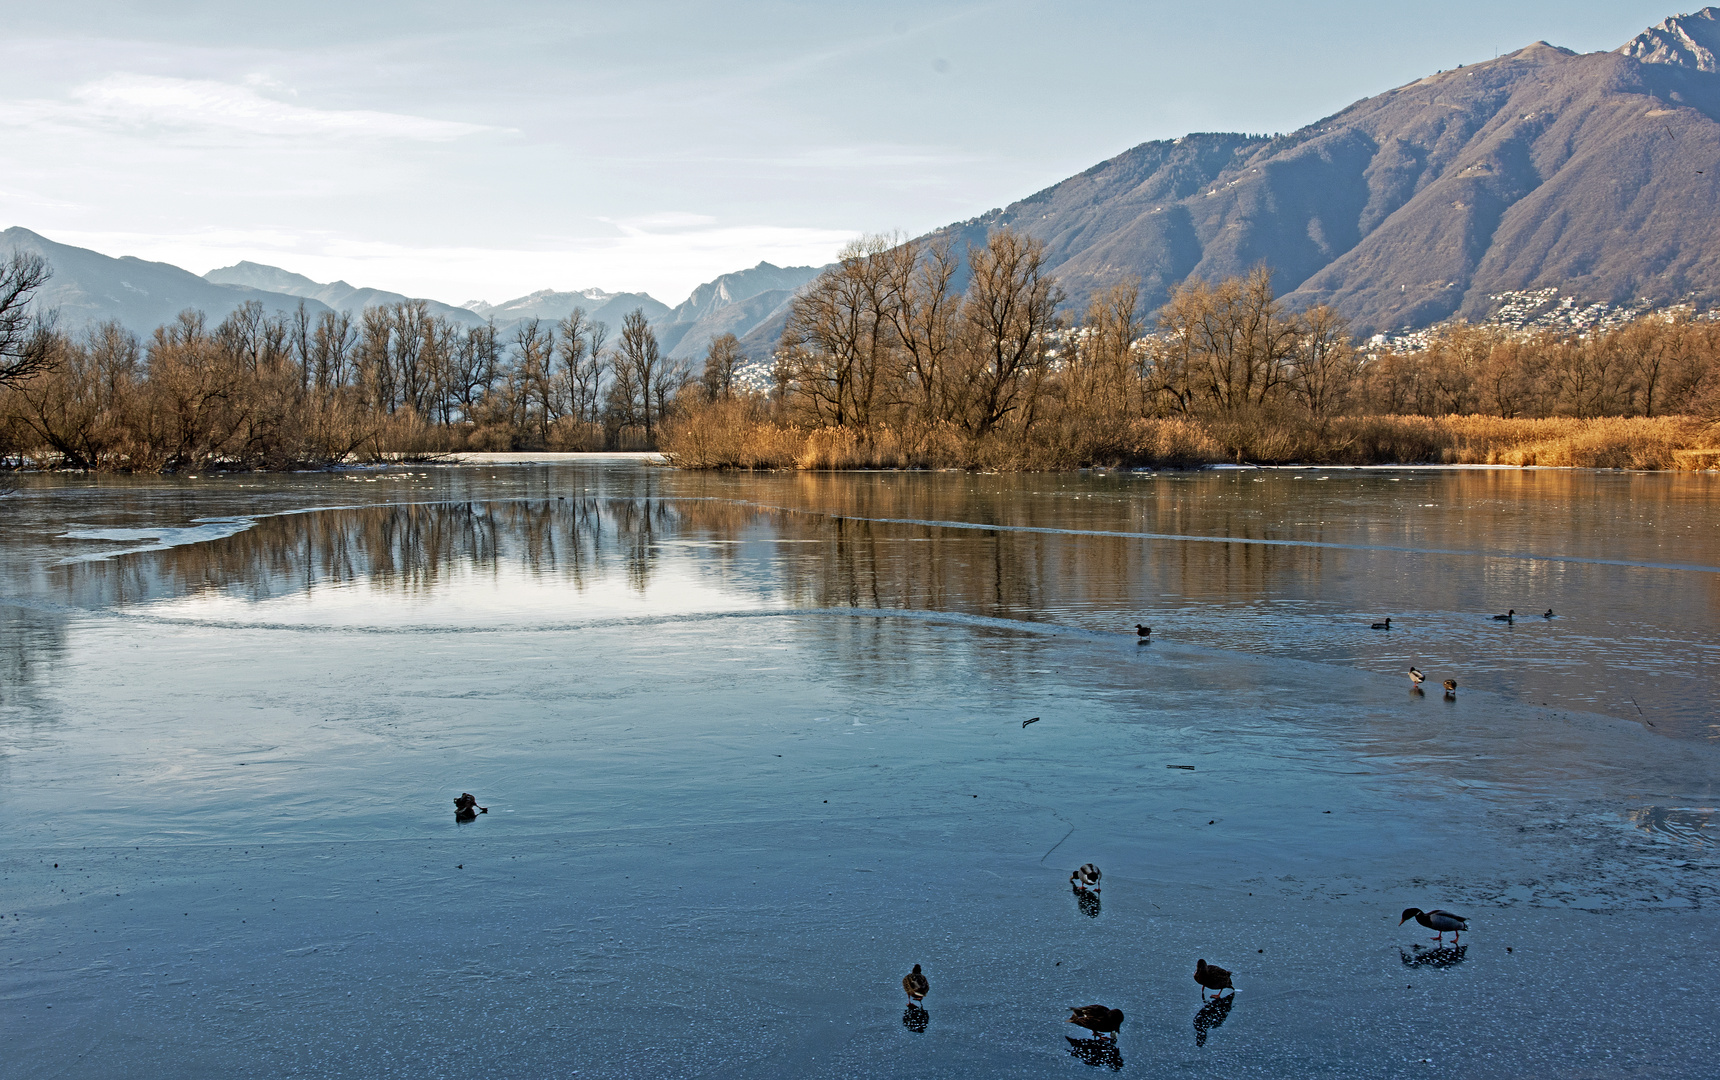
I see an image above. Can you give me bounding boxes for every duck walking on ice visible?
[1401,907,1468,945]
[902,963,928,1003]
[1408,667,1426,687]
[453,793,488,818]
[1067,1005,1125,1040]
[1443,679,1457,698]
[1070,863,1101,893]
[1135,624,1152,639]
[1194,959,1235,999]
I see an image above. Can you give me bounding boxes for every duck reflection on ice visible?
[1075,889,1101,918]
[901,1003,928,1033]
[1193,992,1234,1046]
[1065,1036,1123,1070]
[1400,943,1468,968]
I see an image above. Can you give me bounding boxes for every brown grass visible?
[659,404,1720,472]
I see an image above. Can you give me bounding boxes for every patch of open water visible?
[1,462,1716,1077]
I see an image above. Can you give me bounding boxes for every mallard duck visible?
[1194,959,1234,999]
[1135,624,1151,639]
[1067,1005,1125,1039]
[1400,907,1468,944]
[1443,679,1457,697]
[902,963,928,1002]
[1542,609,1554,619]
[1371,618,1392,630]
[1070,863,1101,892]
[453,793,488,817]
[1408,667,1425,686]
[1492,609,1515,622]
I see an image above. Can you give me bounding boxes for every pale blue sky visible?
[0,1,1683,303]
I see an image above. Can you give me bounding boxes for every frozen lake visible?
[2,462,1717,1077]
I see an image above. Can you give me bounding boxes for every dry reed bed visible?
[660,409,1720,471]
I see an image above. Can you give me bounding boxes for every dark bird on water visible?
[1543,609,1555,619]
[1135,624,1152,638]
[1194,959,1235,999]
[1067,1005,1125,1040]
[1408,667,1426,686]
[1443,679,1457,697]
[1493,609,1515,622]
[1401,907,1468,945]
[1071,863,1101,892]
[453,793,488,817]
[902,964,928,1002]
[1371,618,1392,630]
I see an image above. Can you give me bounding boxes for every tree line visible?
[5,231,1719,473]
[755,232,1720,436]
[0,250,751,471]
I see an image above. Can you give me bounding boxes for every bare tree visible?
[700,332,744,400]
[605,346,642,443]
[312,310,356,389]
[881,237,961,422]
[0,252,52,389]
[1156,265,1297,415]
[556,308,591,420]
[616,309,663,440]
[781,234,899,427]
[511,318,555,442]
[358,306,395,412]
[1065,281,1143,425]
[290,301,314,391]
[392,300,433,415]
[443,321,500,423]
[1286,304,1358,420]
[572,319,608,426]
[957,228,1063,436]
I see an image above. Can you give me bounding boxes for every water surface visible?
[2,462,1716,1078]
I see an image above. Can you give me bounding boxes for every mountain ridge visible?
[901,10,1720,337]
[14,7,1720,357]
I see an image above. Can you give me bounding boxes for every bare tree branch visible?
[0,252,53,388]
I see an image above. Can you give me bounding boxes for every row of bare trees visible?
[7,227,1720,473]
[766,238,1388,435]
[0,245,738,469]
[759,230,1720,442]
[774,231,1062,436]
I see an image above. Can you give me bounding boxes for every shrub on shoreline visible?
[660,406,1720,472]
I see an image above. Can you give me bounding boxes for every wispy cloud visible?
[5,74,495,142]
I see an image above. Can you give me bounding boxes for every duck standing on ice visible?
[454,793,488,819]
[1194,959,1235,1000]
[1067,1005,1124,1040]
[1401,907,1468,945]
[902,964,929,1003]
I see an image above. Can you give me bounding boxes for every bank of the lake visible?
[662,408,1720,471]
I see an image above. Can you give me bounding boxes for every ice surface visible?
[57,517,258,562]
[1,463,1717,1077]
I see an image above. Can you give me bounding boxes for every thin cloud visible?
[8,74,495,142]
